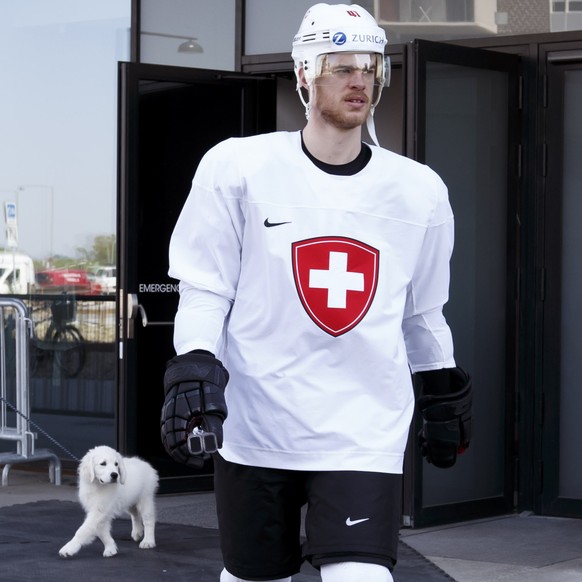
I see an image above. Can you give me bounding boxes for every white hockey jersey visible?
[169,131,455,474]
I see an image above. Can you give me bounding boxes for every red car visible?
[35,269,92,294]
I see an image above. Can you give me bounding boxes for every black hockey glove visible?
[416,367,472,469]
[161,351,229,467]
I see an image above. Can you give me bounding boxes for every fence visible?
[0,297,61,486]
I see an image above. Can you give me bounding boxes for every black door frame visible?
[117,61,276,492]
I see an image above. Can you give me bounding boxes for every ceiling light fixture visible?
[141,31,203,54]
[178,38,203,53]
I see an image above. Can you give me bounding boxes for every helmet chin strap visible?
[366,106,380,147]
[297,83,311,120]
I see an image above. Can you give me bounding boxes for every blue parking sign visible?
[5,202,17,224]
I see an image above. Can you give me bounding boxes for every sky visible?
[0,1,131,262]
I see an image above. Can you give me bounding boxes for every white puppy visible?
[59,445,159,558]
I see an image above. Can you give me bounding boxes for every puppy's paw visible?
[103,544,118,557]
[139,538,156,549]
[59,540,80,558]
[131,527,144,542]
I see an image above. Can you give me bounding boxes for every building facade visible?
[1,0,582,526]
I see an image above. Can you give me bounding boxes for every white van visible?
[93,265,116,295]
[0,251,35,295]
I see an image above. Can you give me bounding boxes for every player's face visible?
[311,53,380,130]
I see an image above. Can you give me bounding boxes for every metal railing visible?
[0,297,61,486]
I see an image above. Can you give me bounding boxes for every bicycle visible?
[30,298,86,378]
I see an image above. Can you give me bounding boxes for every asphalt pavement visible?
[2,465,582,581]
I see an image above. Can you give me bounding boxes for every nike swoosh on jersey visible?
[345,517,370,526]
[264,218,291,228]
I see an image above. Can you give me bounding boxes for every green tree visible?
[75,235,116,266]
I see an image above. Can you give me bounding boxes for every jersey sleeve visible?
[402,174,456,373]
[168,140,244,355]
[173,285,231,355]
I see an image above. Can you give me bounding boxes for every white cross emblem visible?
[292,236,379,336]
[309,251,364,308]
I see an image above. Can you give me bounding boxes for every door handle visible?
[127,293,174,337]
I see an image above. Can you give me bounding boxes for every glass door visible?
[404,40,520,527]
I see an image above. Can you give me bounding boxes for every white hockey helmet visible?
[291,3,389,144]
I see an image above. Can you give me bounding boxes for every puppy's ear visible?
[117,455,127,485]
[79,453,96,483]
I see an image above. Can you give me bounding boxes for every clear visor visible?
[314,53,385,87]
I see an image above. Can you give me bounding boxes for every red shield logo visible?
[292,237,379,337]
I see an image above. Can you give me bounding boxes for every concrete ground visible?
[2,464,582,582]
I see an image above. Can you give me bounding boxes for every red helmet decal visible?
[292,236,379,336]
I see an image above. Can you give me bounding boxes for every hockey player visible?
[161,3,472,582]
